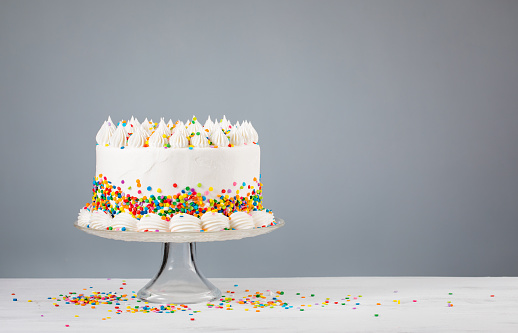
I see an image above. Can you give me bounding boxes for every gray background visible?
[1,0,517,278]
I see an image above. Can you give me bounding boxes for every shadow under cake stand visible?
[74,219,284,304]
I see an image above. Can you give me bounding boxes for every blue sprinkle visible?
[121,227,126,231]
[147,186,152,191]
[13,298,17,301]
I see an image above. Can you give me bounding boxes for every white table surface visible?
[1,277,517,332]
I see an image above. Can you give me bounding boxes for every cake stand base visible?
[137,242,221,304]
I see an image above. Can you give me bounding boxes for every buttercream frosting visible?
[89,210,112,230]
[137,214,169,232]
[127,126,147,148]
[169,130,189,148]
[109,123,128,148]
[251,210,275,228]
[110,212,138,231]
[210,125,229,147]
[77,208,91,227]
[229,212,254,230]
[200,212,230,231]
[170,214,202,232]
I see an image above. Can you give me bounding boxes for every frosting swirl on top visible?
[137,214,169,232]
[127,126,147,148]
[109,123,128,148]
[229,127,244,146]
[96,116,259,149]
[170,214,202,232]
[96,120,115,146]
[210,125,229,147]
[229,212,254,230]
[200,212,230,231]
[148,129,168,148]
[169,131,189,148]
[191,133,209,148]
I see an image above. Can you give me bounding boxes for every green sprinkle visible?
[197,183,202,187]
[196,132,200,135]
[449,293,453,295]
[375,314,379,317]
[108,226,113,230]
[296,293,300,295]
[311,294,315,297]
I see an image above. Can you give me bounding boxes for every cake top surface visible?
[96,115,259,149]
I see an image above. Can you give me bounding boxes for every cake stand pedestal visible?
[74,219,284,304]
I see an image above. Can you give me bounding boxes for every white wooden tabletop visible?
[1,277,517,332]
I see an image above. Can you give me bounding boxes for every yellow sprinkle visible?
[28,300,32,302]
[209,187,213,191]
[75,315,79,317]
[157,188,162,193]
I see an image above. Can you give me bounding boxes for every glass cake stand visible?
[74,219,284,304]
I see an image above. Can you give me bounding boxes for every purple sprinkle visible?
[121,180,125,184]
[227,189,232,193]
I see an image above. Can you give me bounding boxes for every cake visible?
[77,116,276,232]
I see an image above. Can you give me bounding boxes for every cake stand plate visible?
[74,219,285,304]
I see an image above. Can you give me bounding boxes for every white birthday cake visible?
[77,116,275,232]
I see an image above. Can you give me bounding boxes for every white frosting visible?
[229,212,254,230]
[173,125,188,141]
[169,131,189,148]
[187,120,203,136]
[229,127,244,146]
[190,133,209,148]
[96,144,260,200]
[96,121,115,146]
[77,208,91,227]
[220,115,231,132]
[110,212,138,231]
[169,214,202,232]
[148,129,168,148]
[127,127,147,148]
[89,210,112,230]
[251,210,274,228]
[210,126,229,147]
[128,117,140,134]
[109,124,127,148]
[248,121,259,143]
[239,121,253,144]
[167,119,175,134]
[200,212,230,231]
[203,116,214,137]
[141,120,154,137]
[137,214,169,232]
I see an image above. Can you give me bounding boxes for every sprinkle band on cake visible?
[78,116,275,232]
